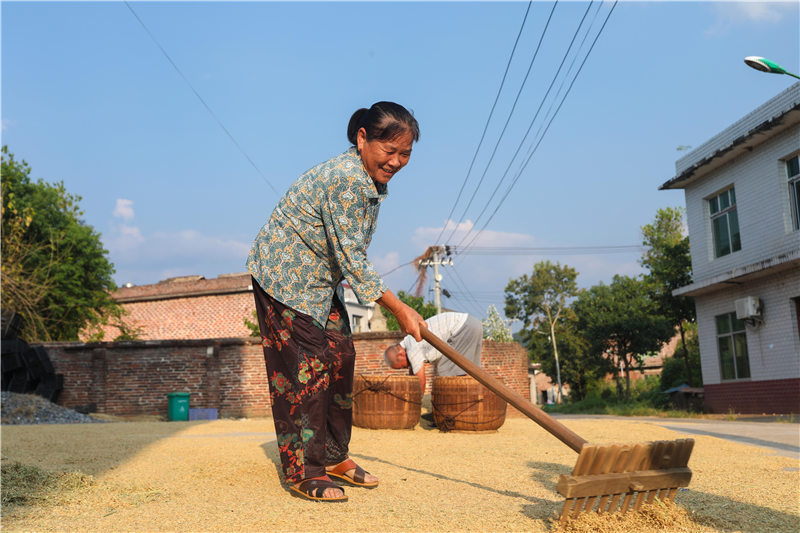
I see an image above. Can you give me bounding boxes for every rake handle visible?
[420,327,587,453]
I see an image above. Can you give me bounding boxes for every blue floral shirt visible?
[247,147,388,326]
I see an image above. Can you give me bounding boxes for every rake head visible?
[556,438,695,522]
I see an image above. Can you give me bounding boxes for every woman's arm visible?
[376,289,425,342]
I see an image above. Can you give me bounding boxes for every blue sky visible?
[2,1,798,321]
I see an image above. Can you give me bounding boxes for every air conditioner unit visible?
[735,296,762,320]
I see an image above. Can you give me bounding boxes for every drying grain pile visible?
[2,413,798,532]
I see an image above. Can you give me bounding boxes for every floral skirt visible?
[251,278,355,483]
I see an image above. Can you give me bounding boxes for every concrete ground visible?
[556,414,800,461]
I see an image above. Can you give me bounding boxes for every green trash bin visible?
[167,392,190,421]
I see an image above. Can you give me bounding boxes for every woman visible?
[247,101,425,502]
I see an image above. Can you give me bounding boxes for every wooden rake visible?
[420,328,694,522]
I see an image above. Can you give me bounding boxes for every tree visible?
[504,260,580,402]
[482,305,513,341]
[521,313,606,401]
[380,290,438,331]
[640,207,697,385]
[1,146,118,341]
[574,275,674,401]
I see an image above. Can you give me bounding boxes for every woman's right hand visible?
[376,289,425,342]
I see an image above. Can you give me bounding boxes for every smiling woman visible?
[246,101,425,502]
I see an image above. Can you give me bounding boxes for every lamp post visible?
[744,56,800,80]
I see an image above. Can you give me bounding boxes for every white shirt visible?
[400,312,469,374]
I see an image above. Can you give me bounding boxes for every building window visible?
[787,155,800,231]
[352,314,363,333]
[709,188,741,258]
[715,312,750,380]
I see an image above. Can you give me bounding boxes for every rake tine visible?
[606,493,623,514]
[620,492,635,514]
[560,499,576,522]
[632,490,648,511]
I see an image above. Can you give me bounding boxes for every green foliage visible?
[482,305,513,341]
[83,306,144,342]
[504,260,580,331]
[520,317,609,401]
[640,207,698,384]
[380,291,438,331]
[1,146,118,341]
[573,275,675,401]
[505,260,582,401]
[245,310,260,337]
[660,323,703,389]
[545,376,690,416]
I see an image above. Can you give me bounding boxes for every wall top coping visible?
[114,272,252,302]
[42,332,524,351]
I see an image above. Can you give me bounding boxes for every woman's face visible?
[357,127,414,185]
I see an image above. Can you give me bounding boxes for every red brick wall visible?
[114,293,255,340]
[704,378,800,414]
[85,274,256,341]
[45,334,530,418]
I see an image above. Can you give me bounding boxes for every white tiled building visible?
[340,282,387,333]
[660,83,800,414]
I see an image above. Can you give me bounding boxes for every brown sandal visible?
[326,458,378,488]
[289,475,347,502]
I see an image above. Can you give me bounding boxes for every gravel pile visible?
[1,392,104,425]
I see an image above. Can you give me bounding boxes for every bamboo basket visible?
[432,375,507,432]
[352,374,421,429]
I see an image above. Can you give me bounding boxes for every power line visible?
[460,0,619,252]
[454,244,642,256]
[443,1,560,246]
[448,265,487,317]
[454,0,600,249]
[124,2,279,196]
[380,260,416,278]
[434,1,534,247]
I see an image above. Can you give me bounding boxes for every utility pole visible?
[419,246,453,314]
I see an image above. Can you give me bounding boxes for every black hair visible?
[346,101,420,146]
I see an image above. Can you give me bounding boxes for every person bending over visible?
[383,312,482,393]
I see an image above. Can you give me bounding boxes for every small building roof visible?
[660,83,800,191]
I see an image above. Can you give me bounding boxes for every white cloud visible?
[113,198,135,222]
[1,118,14,132]
[371,251,403,277]
[105,200,251,285]
[412,219,534,250]
[705,2,794,37]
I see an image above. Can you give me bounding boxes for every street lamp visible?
[744,56,800,80]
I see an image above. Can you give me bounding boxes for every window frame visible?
[715,312,750,381]
[787,155,800,231]
[352,314,363,333]
[708,187,741,258]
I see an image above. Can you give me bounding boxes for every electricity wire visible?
[449,264,488,317]
[434,1,534,247]
[454,244,642,256]
[380,260,417,278]
[124,2,279,195]
[460,0,618,252]
[454,0,600,249]
[443,1,559,246]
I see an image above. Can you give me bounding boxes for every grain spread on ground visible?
[1,393,798,532]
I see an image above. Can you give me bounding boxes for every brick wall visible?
[45,333,531,418]
[704,378,800,414]
[87,274,255,341]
